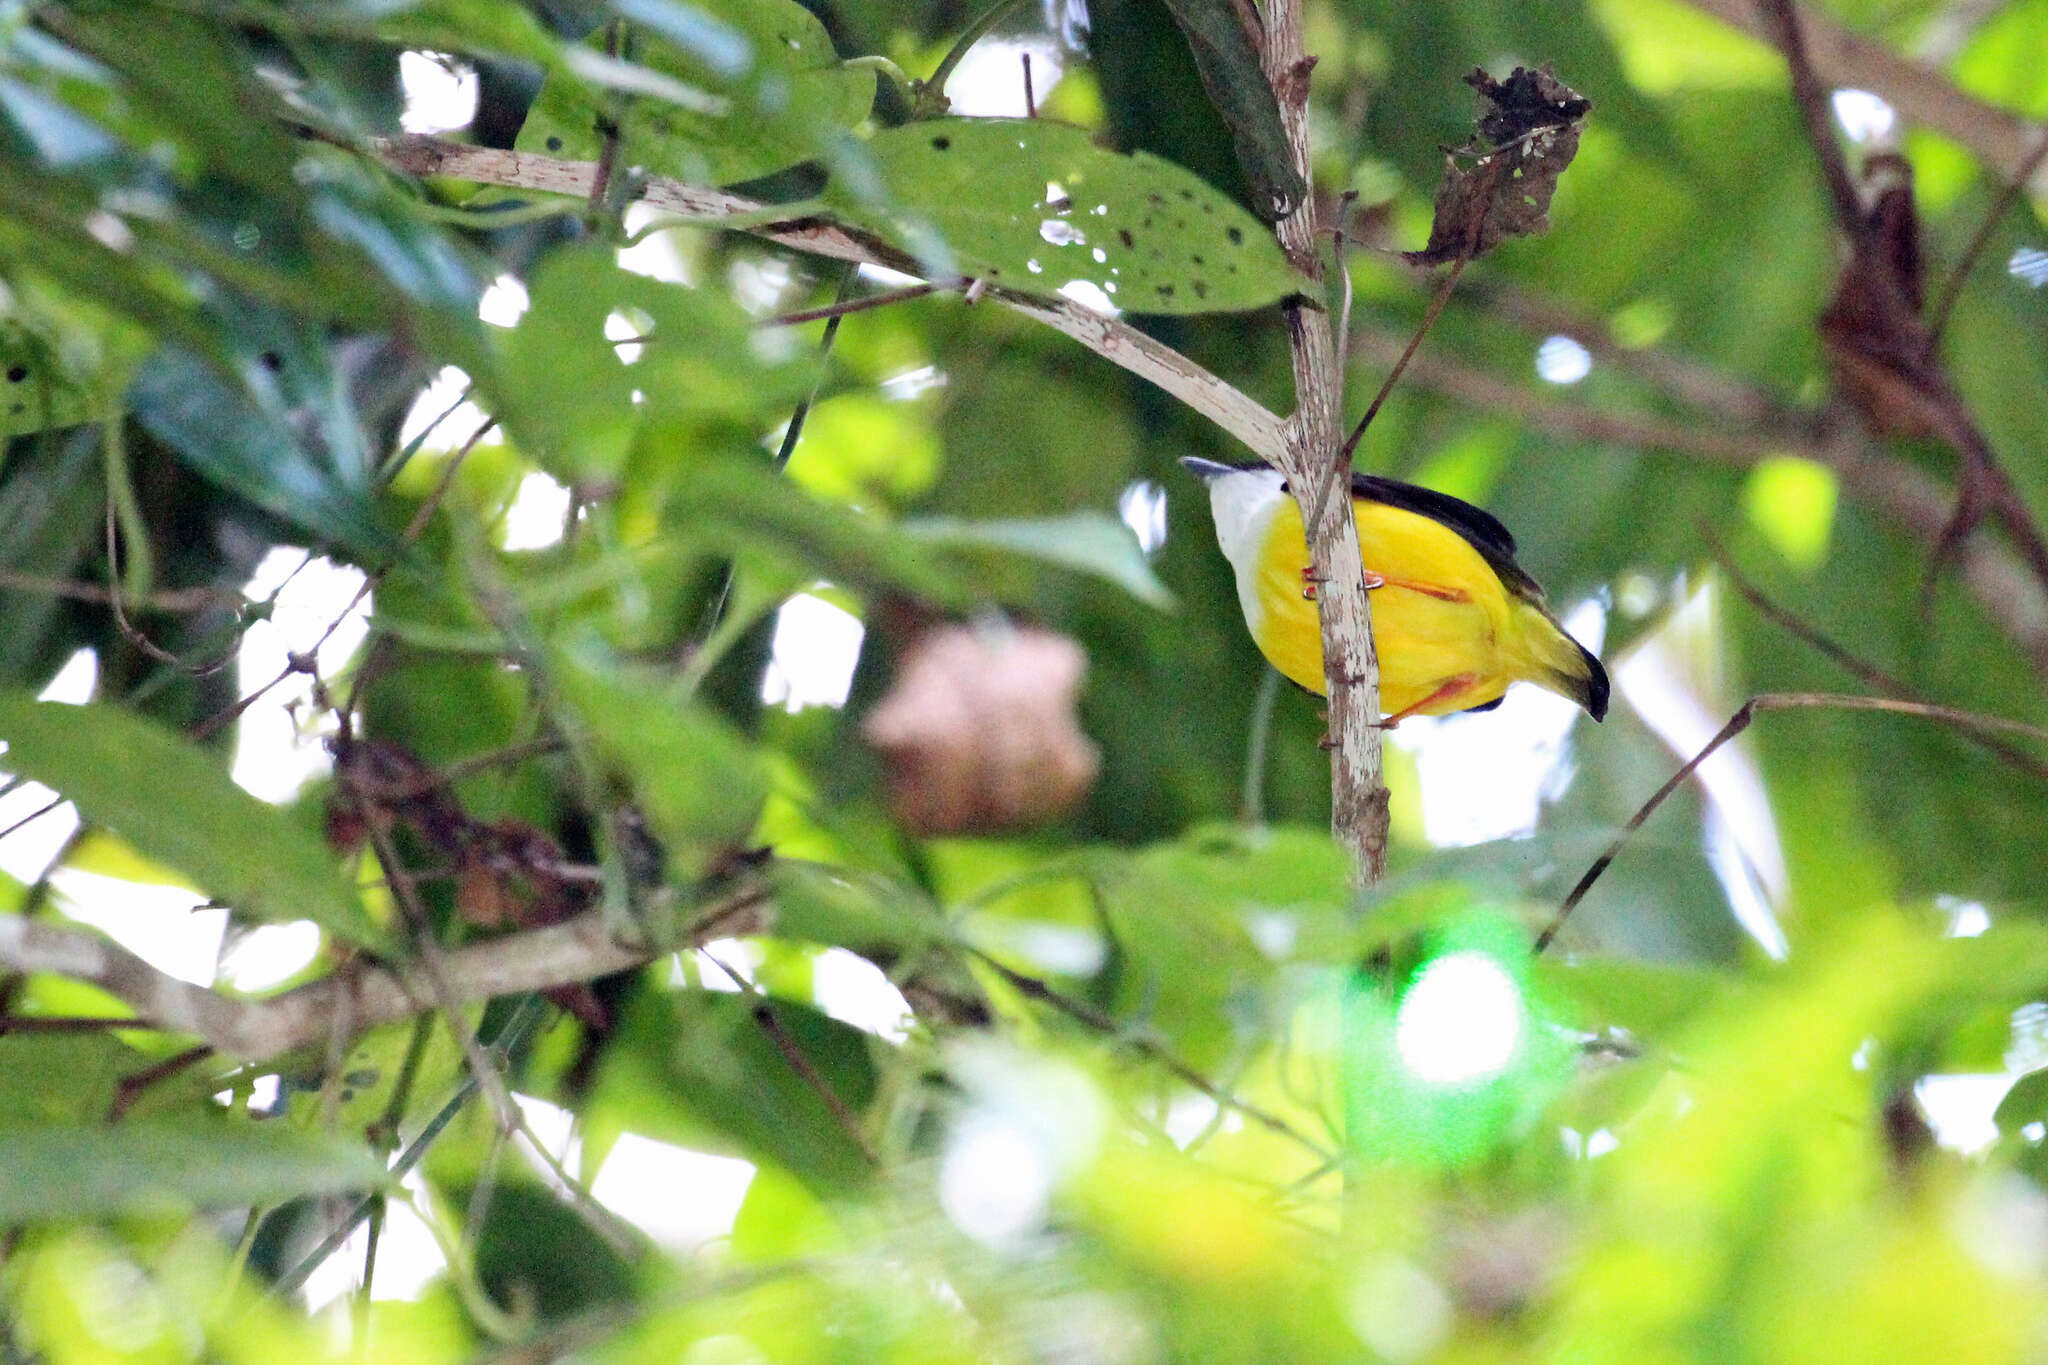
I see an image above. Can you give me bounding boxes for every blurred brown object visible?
[863,621,1100,835]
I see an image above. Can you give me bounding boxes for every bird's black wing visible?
[1349,472,1547,603]
[1350,472,1516,558]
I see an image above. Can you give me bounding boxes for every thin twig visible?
[1925,117,2048,348]
[971,948,1338,1165]
[1240,666,1283,824]
[1021,51,1037,118]
[699,949,878,1167]
[1342,323,2048,680]
[360,808,521,1135]
[1672,0,2048,196]
[917,0,1030,115]
[764,280,944,327]
[1305,249,1472,538]
[1535,691,2048,952]
[1708,533,2048,782]
[0,795,64,847]
[694,262,858,647]
[1331,190,1359,368]
[0,1015,144,1035]
[0,571,236,612]
[106,1044,212,1122]
[272,998,546,1300]
[1759,0,1877,245]
[103,505,240,677]
[191,416,497,741]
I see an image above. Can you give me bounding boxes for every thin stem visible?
[970,947,1338,1165]
[1711,536,2048,783]
[1536,691,2048,952]
[694,262,858,644]
[1924,117,2048,348]
[699,950,878,1167]
[1240,666,1283,824]
[918,0,1030,115]
[764,280,942,327]
[272,998,545,1299]
[0,571,234,612]
[193,415,495,741]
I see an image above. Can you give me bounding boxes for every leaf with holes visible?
[0,695,389,950]
[824,118,1305,314]
[0,322,93,439]
[514,0,874,186]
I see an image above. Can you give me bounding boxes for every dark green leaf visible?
[1997,1067,2048,1138]
[1157,0,1306,221]
[827,118,1307,314]
[0,696,387,949]
[0,1035,145,1129]
[127,343,394,560]
[598,990,878,1193]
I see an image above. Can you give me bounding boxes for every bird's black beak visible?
[1179,457,1239,482]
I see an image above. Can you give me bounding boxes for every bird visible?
[1180,457,1608,726]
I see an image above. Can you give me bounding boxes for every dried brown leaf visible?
[863,623,1099,836]
[1405,66,1590,268]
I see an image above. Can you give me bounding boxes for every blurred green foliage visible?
[2,0,2048,1360]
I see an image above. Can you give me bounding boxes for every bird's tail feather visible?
[1508,601,1609,721]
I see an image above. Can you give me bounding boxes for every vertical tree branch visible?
[1262,4,1388,879]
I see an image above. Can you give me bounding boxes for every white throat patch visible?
[1206,467,1289,572]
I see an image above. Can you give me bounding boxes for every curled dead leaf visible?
[1405,66,1590,268]
[863,622,1100,836]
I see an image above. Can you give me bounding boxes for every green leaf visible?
[128,343,394,561]
[826,118,1307,314]
[769,860,948,960]
[514,0,874,186]
[903,512,1176,610]
[0,320,94,439]
[1157,0,1306,221]
[0,1035,145,1129]
[1997,1067,2048,1138]
[0,1120,385,1222]
[554,654,768,880]
[495,242,816,483]
[672,453,960,603]
[597,990,878,1193]
[0,696,387,950]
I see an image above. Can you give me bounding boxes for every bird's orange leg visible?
[1372,674,1480,730]
[1302,567,1388,601]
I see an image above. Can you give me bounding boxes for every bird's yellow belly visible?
[1242,504,1515,715]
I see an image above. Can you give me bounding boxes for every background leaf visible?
[0,696,384,948]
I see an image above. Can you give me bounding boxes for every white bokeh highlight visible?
[761,593,866,713]
[1394,951,1523,1087]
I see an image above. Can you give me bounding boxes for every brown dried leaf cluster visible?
[1406,67,1591,267]
[327,736,608,1028]
[1819,153,1951,443]
[863,623,1100,836]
